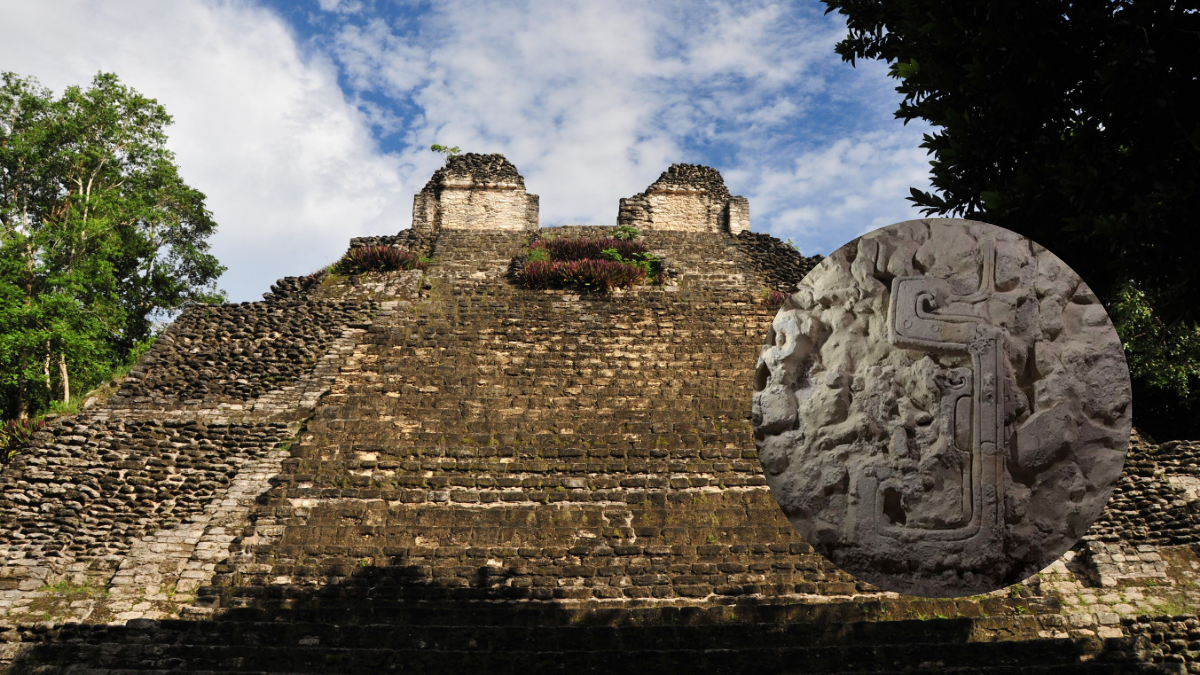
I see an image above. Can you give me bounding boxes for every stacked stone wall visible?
[347,227,432,257]
[619,164,751,234]
[735,230,823,291]
[108,300,373,413]
[1124,615,1200,671]
[412,153,538,235]
[1085,435,1200,547]
[0,418,288,569]
[0,261,417,634]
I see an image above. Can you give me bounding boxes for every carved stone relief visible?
[752,219,1131,597]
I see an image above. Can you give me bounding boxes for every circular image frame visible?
[752,218,1132,597]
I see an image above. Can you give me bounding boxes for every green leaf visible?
[0,71,224,418]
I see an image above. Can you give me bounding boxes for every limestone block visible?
[752,218,1132,597]
[727,196,750,235]
[618,164,749,234]
[410,153,538,235]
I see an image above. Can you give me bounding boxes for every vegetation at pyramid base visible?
[823,0,1200,439]
[0,418,46,465]
[0,71,225,422]
[761,289,787,308]
[1109,281,1200,439]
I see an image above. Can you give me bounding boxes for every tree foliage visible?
[823,0,1200,438]
[430,143,461,163]
[0,72,224,419]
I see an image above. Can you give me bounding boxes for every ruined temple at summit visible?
[2,154,1200,673]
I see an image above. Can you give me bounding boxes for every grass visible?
[1147,596,1198,616]
[42,580,109,598]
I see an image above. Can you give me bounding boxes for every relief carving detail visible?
[753,219,1131,597]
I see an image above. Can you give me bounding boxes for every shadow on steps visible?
[3,564,1165,674]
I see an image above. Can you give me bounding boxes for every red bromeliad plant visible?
[334,245,428,274]
[520,234,663,293]
[531,237,648,262]
[1,418,47,465]
[561,258,647,290]
[520,260,563,287]
[299,268,328,290]
[764,290,787,308]
[520,258,648,292]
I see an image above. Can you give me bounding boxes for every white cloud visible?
[736,129,934,254]
[325,0,933,247]
[318,0,363,14]
[0,0,936,304]
[0,0,405,302]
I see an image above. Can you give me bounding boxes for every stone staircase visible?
[212,235,847,608]
[4,611,1159,674]
[2,220,1195,673]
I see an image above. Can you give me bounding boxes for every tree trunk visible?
[43,347,51,391]
[15,377,28,420]
[58,352,70,405]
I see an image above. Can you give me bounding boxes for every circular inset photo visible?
[752,218,1131,597]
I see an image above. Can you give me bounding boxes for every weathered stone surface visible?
[753,219,1132,597]
[107,297,374,411]
[619,164,751,234]
[413,153,539,234]
[735,230,823,292]
[1086,433,1200,546]
[3,165,1197,673]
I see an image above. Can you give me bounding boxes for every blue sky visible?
[2,0,933,302]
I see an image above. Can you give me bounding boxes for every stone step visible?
[12,644,1137,675]
[269,484,774,504]
[275,477,770,494]
[281,457,765,475]
[8,616,1144,674]
[302,428,754,444]
[17,666,1140,675]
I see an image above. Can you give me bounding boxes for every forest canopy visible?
[822,0,1200,439]
[0,71,224,421]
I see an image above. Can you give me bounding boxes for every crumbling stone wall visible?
[0,418,288,566]
[0,263,417,632]
[107,298,375,415]
[348,227,432,257]
[412,153,539,235]
[734,230,823,291]
[1085,434,1200,546]
[1123,615,1200,670]
[619,164,751,234]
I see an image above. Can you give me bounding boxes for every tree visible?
[0,72,224,419]
[823,0,1200,439]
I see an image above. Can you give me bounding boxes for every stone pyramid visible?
[1,156,1198,673]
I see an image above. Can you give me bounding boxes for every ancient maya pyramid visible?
[2,155,1200,673]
